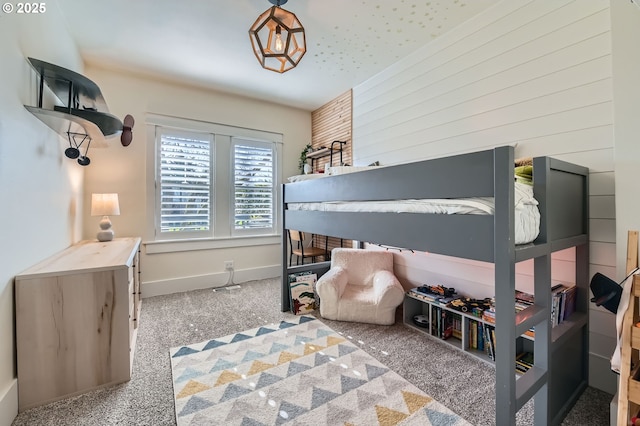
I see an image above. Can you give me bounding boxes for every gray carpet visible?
[12,278,612,426]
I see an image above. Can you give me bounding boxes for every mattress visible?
[287,182,540,244]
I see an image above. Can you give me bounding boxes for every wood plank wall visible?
[311,90,353,172]
[352,0,616,393]
[311,90,353,254]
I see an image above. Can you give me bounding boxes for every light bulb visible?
[275,26,284,52]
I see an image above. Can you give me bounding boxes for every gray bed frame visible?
[280,145,589,426]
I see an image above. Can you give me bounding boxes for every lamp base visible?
[97,215,115,242]
[97,229,115,242]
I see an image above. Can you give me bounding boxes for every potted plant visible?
[299,143,312,174]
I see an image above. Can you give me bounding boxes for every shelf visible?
[306,141,347,171]
[404,291,584,362]
[306,147,340,159]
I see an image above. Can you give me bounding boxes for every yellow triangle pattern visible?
[215,370,242,387]
[326,336,346,347]
[304,342,325,355]
[248,360,275,376]
[401,390,432,414]
[278,351,300,364]
[176,380,210,399]
[375,405,409,426]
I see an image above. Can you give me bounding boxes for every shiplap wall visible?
[352,0,615,393]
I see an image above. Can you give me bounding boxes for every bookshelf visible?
[402,287,585,369]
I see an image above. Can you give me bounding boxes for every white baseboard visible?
[141,265,281,298]
[0,379,17,426]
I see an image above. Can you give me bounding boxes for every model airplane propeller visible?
[120,114,134,147]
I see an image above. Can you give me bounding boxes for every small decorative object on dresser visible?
[14,237,141,411]
[91,193,120,242]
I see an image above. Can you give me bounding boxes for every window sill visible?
[144,235,281,254]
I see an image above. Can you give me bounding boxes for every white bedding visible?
[288,182,540,244]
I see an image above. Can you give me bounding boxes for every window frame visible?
[147,114,283,250]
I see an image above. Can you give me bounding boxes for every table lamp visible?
[91,193,120,242]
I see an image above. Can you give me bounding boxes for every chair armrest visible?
[317,267,348,302]
[372,270,405,306]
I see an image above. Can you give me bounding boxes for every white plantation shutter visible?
[157,130,213,236]
[233,140,275,233]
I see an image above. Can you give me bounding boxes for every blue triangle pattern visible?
[256,327,276,336]
[209,358,236,373]
[241,417,267,426]
[298,316,315,324]
[316,329,334,338]
[338,344,358,357]
[341,375,368,394]
[279,321,296,329]
[255,372,282,389]
[176,367,205,383]
[242,350,265,363]
[294,335,311,345]
[287,361,311,377]
[310,386,340,409]
[314,352,332,367]
[230,333,252,343]
[269,343,289,354]
[275,401,307,424]
[172,346,199,358]
[202,340,226,351]
[425,407,461,425]
[364,364,389,381]
[219,383,253,403]
[177,395,214,417]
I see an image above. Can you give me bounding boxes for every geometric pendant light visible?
[249,0,306,73]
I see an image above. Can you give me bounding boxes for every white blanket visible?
[288,182,541,244]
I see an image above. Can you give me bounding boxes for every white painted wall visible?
[81,66,311,296]
[353,0,617,393]
[0,7,83,424]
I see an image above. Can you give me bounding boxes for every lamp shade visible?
[91,193,120,216]
[249,4,306,73]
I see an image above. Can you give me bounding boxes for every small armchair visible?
[316,248,404,325]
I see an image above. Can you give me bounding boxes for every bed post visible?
[281,183,290,312]
[493,146,517,426]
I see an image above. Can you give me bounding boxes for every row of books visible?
[516,352,534,373]
[410,293,534,371]
[469,319,487,352]
[430,304,460,340]
[482,323,534,374]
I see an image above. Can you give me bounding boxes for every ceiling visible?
[55,0,500,111]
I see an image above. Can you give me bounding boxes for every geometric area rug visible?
[170,315,471,425]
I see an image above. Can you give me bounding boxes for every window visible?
[157,130,213,238]
[151,116,281,244]
[232,139,275,234]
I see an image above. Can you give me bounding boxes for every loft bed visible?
[280,145,589,426]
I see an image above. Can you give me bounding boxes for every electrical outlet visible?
[224,260,234,270]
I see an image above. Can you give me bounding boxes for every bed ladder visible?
[617,230,640,425]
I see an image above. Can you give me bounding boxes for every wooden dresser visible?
[15,237,142,411]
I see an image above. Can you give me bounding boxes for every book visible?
[288,272,317,315]
[561,285,577,321]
